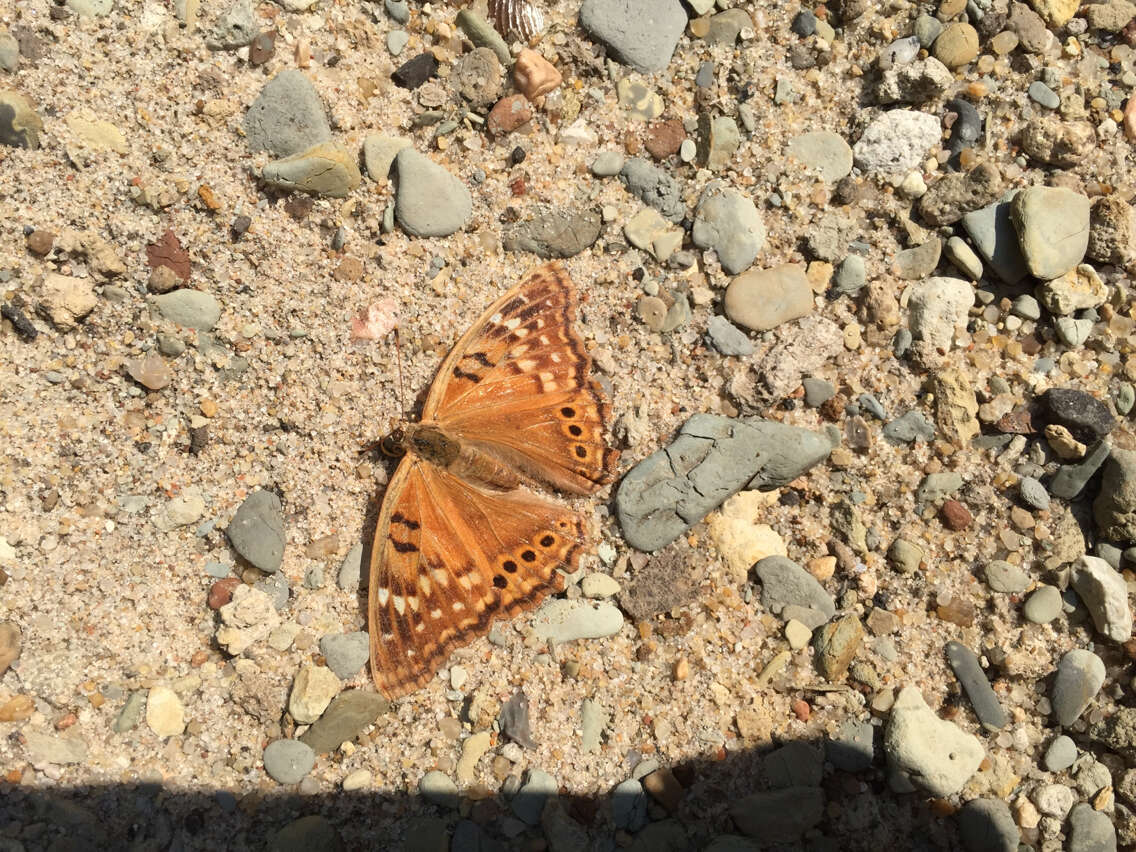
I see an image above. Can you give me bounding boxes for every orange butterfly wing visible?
[425,261,619,495]
[368,262,619,699]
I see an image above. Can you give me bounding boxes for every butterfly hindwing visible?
[424,262,619,495]
[368,459,579,699]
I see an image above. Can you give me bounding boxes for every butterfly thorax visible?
[400,423,523,491]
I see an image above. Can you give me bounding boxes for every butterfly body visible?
[368,262,619,699]
[394,423,524,491]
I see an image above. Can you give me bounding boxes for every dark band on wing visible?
[390,539,419,553]
[390,512,421,530]
[452,365,482,383]
[462,351,494,368]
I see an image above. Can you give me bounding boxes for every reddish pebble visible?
[190,650,209,667]
[207,577,241,610]
[509,176,526,196]
[486,94,533,136]
[791,698,811,721]
[644,118,684,160]
[941,499,972,530]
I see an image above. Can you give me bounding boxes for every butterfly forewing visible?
[425,262,618,494]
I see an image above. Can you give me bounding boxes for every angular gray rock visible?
[615,415,835,551]
[754,556,836,628]
[852,110,940,174]
[1051,649,1106,727]
[1094,448,1136,545]
[503,207,603,258]
[243,70,331,158]
[692,182,766,274]
[620,157,685,223]
[1071,554,1133,643]
[1011,185,1091,280]
[393,149,472,237]
[227,489,285,573]
[578,0,687,72]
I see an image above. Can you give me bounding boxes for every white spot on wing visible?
[490,312,502,324]
[431,608,442,619]
[377,588,390,606]
[419,576,432,596]
[505,317,521,330]
[453,601,465,611]
[392,595,405,615]
[432,568,449,585]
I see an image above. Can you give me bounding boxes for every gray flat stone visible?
[1068,802,1117,851]
[1050,440,1111,500]
[298,689,390,754]
[705,315,754,356]
[945,641,1008,731]
[318,631,369,679]
[1043,735,1077,772]
[615,415,835,551]
[961,196,1030,285]
[243,70,331,157]
[262,739,315,784]
[530,600,623,643]
[227,489,285,573]
[729,787,824,842]
[692,182,766,275]
[1051,648,1106,727]
[620,157,685,222]
[578,0,686,72]
[393,148,472,237]
[958,798,1019,852]
[827,719,874,772]
[511,768,557,825]
[786,130,853,183]
[153,290,221,331]
[1011,185,1091,280]
[503,207,603,258]
[983,560,1029,593]
[755,556,835,628]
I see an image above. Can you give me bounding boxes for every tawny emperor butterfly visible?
[368,262,619,699]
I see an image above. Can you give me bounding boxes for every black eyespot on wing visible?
[503,559,518,573]
[521,549,536,562]
[539,535,554,547]
[568,424,582,436]
[574,445,587,458]
[561,406,575,417]
[493,575,507,589]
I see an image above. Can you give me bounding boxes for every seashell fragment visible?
[488,0,546,42]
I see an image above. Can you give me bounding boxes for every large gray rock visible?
[243,70,332,158]
[692,182,766,274]
[1094,448,1136,544]
[393,149,472,237]
[1071,554,1133,643]
[578,0,687,72]
[1051,649,1106,727]
[616,415,835,551]
[1011,185,1091,280]
[227,489,285,573]
[884,686,984,796]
